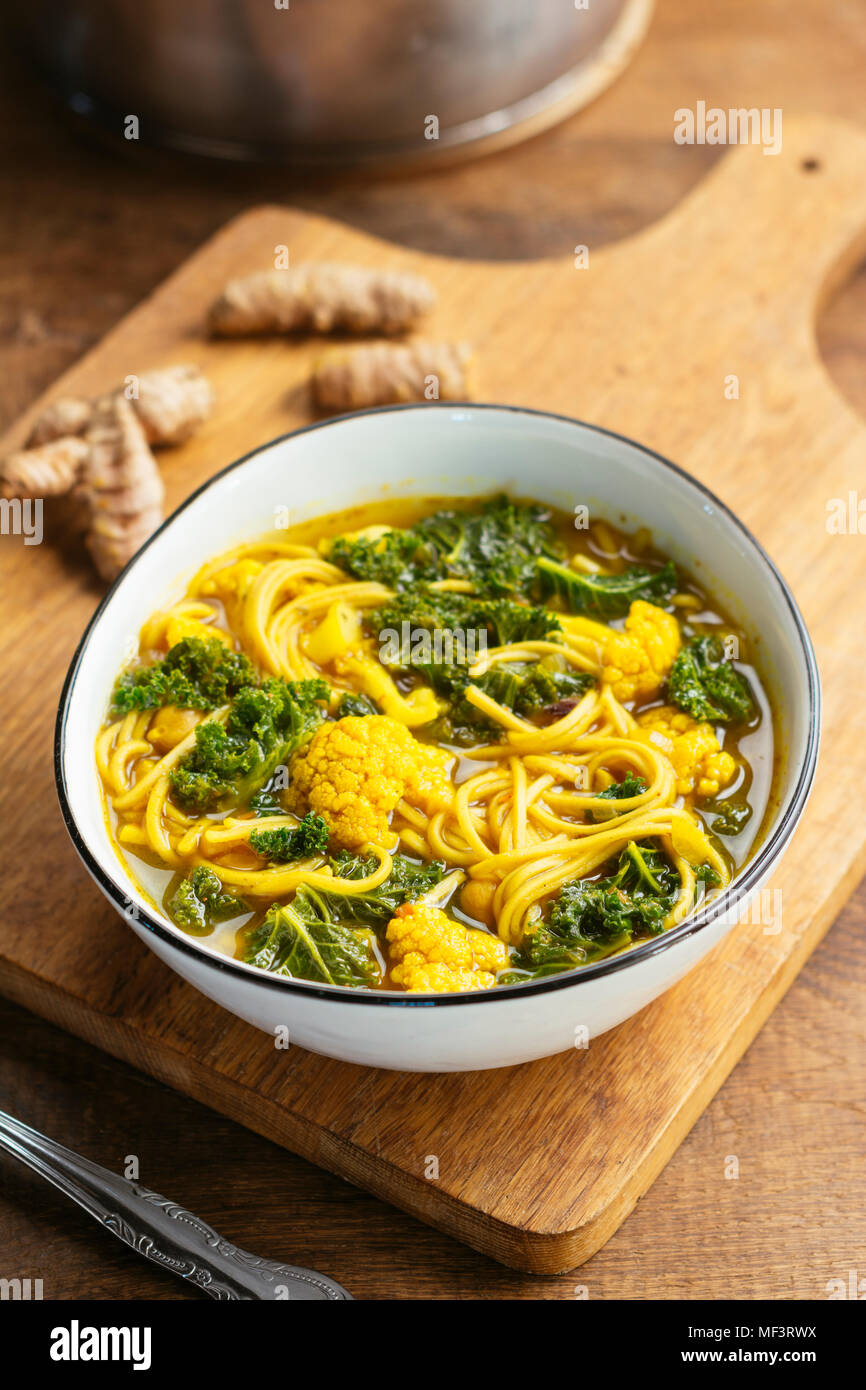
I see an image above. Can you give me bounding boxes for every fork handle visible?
[0,1108,350,1300]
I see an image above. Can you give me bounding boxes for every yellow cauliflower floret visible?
[602,600,681,703]
[386,901,508,993]
[392,961,495,993]
[288,715,453,849]
[637,704,736,797]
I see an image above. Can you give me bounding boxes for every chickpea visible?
[460,879,497,929]
[148,706,200,752]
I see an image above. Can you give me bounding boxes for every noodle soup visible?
[95,495,775,995]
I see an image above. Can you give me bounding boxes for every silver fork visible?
[0,1108,352,1300]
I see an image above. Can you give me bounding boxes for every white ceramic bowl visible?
[55,405,820,1071]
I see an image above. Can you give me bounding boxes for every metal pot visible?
[8,0,653,166]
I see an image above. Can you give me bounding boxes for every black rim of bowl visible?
[54,403,822,1008]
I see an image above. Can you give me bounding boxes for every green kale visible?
[536,557,678,619]
[482,663,595,717]
[695,863,722,886]
[242,853,449,985]
[249,812,330,862]
[248,788,285,817]
[501,840,680,982]
[335,691,380,718]
[328,526,435,588]
[433,661,595,746]
[370,587,561,692]
[169,677,329,813]
[587,771,648,822]
[412,494,564,598]
[166,866,247,935]
[481,598,563,647]
[242,894,379,988]
[596,772,647,801]
[369,587,565,738]
[707,800,752,836]
[111,637,255,714]
[316,851,447,925]
[668,635,755,723]
[329,494,564,599]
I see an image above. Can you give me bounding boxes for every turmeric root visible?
[313,340,472,412]
[208,263,436,338]
[0,436,90,498]
[132,365,215,445]
[26,364,213,449]
[82,395,165,581]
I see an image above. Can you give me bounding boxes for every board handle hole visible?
[800,157,822,173]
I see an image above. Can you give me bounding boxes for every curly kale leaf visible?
[111,637,255,714]
[536,557,678,619]
[370,587,566,741]
[708,800,753,836]
[248,788,285,817]
[586,771,648,822]
[412,494,564,598]
[249,812,330,862]
[501,840,681,981]
[335,691,380,718]
[480,663,595,717]
[169,677,329,813]
[371,584,590,743]
[166,866,247,935]
[370,588,561,692]
[668,635,755,723]
[328,526,435,588]
[243,893,379,988]
[308,851,446,926]
[329,494,564,599]
[433,662,595,746]
[596,771,647,801]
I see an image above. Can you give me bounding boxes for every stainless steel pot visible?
[8,0,653,166]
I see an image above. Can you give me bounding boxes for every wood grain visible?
[2,883,862,1300]
[1,111,864,1274]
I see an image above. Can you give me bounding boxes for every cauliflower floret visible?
[602,600,681,703]
[600,600,681,706]
[287,715,453,848]
[637,704,736,797]
[386,900,508,993]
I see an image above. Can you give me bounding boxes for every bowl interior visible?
[59,404,819,973]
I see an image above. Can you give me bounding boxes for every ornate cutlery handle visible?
[0,1108,351,1300]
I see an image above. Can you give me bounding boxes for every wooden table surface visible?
[1,1,864,1300]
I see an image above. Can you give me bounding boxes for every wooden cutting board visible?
[1,113,865,1275]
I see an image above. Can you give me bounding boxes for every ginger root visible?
[130,364,214,445]
[26,363,213,449]
[208,263,436,337]
[1,363,213,580]
[83,394,165,581]
[27,398,93,448]
[0,436,90,499]
[313,340,472,412]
